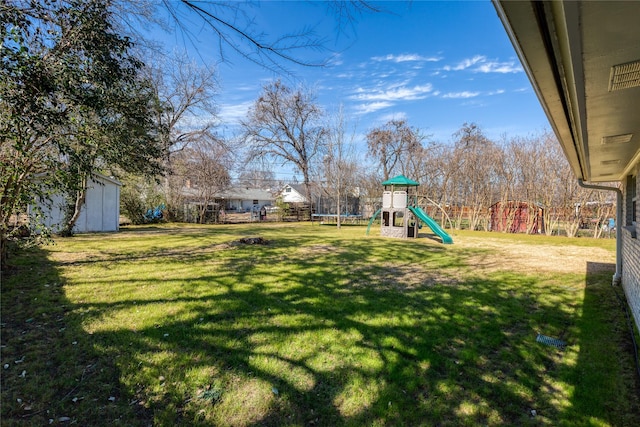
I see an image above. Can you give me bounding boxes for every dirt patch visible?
[298,244,340,255]
[456,236,615,274]
[348,262,459,292]
[235,237,269,245]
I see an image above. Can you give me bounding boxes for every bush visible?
[120,190,148,225]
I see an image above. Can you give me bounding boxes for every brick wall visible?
[621,166,640,331]
[622,227,640,331]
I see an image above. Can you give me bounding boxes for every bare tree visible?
[450,123,499,230]
[589,187,617,238]
[323,105,359,228]
[157,1,383,75]
[366,119,423,181]
[171,136,231,224]
[356,171,385,218]
[146,52,220,215]
[242,80,326,209]
[237,167,276,189]
[531,130,570,235]
[148,53,218,163]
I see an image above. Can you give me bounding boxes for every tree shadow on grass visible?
[0,247,153,426]
[563,261,640,425]
[4,231,639,426]
[59,235,580,425]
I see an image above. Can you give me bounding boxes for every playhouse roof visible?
[381,175,419,186]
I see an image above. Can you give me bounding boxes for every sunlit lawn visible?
[1,223,639,426]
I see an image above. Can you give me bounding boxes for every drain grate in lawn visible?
[536,333,567,349]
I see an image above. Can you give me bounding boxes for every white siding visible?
[34,174,121,233]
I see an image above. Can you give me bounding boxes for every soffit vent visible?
[600,159,621,165]
[601,133,633,145]
[609,60,640,91]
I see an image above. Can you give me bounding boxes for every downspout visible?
[578,179,622,285]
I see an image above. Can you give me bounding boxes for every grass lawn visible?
[2,223,639,426]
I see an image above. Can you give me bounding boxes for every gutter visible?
[578,179,622,285]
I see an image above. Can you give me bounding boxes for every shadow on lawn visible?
[566,261,640,424]
[3,230,639,426]
[0,247,153,426]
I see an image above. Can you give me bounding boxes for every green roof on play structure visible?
[381,175,419,186]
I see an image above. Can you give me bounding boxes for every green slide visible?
[408,206,453,244]
[365,208,382,236]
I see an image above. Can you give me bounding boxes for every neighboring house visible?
[280,184,310,204]
[179,184,274,222]
[219,187,274,212]
[33,173,121,233]
[494,1,640,328]
[280,183,361,215]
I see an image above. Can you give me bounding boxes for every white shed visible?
[35,173,122,233]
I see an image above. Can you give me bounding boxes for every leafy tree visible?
[242,80,326,209]
[1,0,162,267]
[120,174,165,225]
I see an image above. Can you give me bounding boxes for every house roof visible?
[180,186,273,201]
[282,183,322,198]
[92,173,122,187]
[219,187,273,201]
[285,183,306,195]
[381,175,419,186]
[493,1,640,182]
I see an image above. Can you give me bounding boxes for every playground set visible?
[367,175,453,244]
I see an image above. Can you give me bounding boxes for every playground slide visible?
[408,206,453,244]
[365,208,382,236]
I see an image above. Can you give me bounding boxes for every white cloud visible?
[443,55,486,71]
[350,84,434,102]
[354,101,393,114]
[378,112,407,123]
[372,53,442,63]
[232,83,260,92]
[442,91,480,99]
[442,55,523,74]
[326,52,344,67]
[475,61,522,73]
[218,101,253,122]
[177,114,216,131]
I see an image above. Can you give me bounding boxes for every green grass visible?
[1,223,639,426]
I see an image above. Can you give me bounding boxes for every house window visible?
[285,187,291,193]
[632,175,637,224]
[626,175,637,225]
[393,211,404,227]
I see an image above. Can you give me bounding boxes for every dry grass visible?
[456,233,615,274]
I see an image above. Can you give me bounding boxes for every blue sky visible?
[152,1,551,175]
